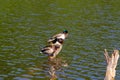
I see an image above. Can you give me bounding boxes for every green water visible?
[0,0,120,80]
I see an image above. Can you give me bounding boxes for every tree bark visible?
[104,49,119,80]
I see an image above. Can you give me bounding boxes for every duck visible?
[40,38,64,60]
[48,30,68,44]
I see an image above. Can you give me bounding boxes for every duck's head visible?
[63,30,68,34]
[63,30,68,39]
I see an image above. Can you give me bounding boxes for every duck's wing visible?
[52,33,63,38]
[41,46,54,55]
[47,37,55,43]
[48,33,64,42]
[53,44,63,57]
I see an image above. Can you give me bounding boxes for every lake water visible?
[0,0,120,80]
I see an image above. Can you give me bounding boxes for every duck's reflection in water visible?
[48,57,68,80]
[49,65,57,80]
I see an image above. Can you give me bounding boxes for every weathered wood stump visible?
[104,49,119,80]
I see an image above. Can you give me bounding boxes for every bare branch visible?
[104,49,119,80]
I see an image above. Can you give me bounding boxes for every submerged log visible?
[104,49,119,80]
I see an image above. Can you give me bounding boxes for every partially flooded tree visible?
[104,49,119,80]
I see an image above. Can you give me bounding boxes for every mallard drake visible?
[48,30,68,44]
[40,38,64,59]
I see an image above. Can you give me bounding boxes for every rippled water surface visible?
[0,0,120,80]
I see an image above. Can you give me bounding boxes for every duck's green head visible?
[63,30,68,33]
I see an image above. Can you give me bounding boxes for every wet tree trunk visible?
[104,49,119,80]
